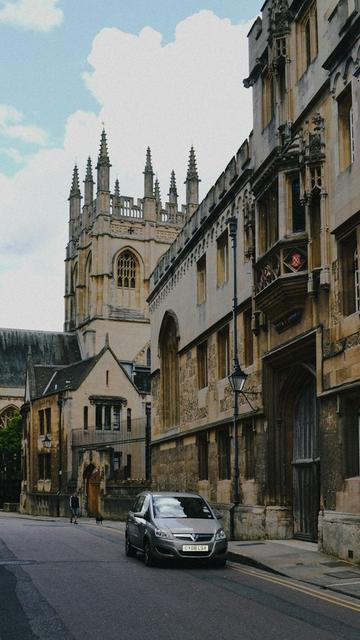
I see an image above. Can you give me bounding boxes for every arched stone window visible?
[117,251,137,288]
[84,253,92,318]
[159,314,179,429]
[0,405,18,428]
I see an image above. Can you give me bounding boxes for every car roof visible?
[140,491,204,498]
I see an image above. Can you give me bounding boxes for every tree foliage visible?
[0,411,22,456]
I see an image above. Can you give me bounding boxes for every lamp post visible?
[227,216,248,537]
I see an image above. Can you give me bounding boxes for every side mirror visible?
[133,511,144,518]
[214,510,223,520]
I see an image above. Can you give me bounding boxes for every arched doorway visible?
[278,365,319,541]
[292,378,319,540]
[83,465,100,516]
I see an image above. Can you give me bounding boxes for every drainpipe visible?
[57,393,63,517]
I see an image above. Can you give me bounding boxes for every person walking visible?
[69,491,80,524]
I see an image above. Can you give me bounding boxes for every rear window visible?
[152,496,213,519]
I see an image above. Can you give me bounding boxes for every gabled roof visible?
[0,328,81,387]
[35,353,101,398]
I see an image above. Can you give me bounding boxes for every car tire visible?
[143,539,155,567]
[125,534,136,558]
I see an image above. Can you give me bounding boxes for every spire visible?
[114,179,120,198]
[186,146,199,181]
[85,156,94,182]
[154,177,161,203]
[143,146,154,198]
[69,164,81,199]
[96,128,111,193]
[185,146,200,212]
[168,170,178,204]
[97,128,110,166]
[145,146,153,172]
[84,157,94,206]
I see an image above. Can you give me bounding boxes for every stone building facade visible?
[148,0,360,561]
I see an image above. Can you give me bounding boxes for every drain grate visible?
[321,561,348,568]
[236,542,265,546]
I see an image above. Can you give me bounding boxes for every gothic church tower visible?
[64,130,199,362]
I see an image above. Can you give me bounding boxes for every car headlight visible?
[215,528,226,541]
[154,528,170,539]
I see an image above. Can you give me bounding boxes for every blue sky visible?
[0,0,262,330]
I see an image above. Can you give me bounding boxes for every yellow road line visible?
[228,563,360,613]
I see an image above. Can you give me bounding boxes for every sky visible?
[0,0,262,331]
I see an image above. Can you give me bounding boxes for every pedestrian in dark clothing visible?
[69,491,80,524]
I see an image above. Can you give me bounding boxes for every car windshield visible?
[152,496,213,519]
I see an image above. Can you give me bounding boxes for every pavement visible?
[2,510,360,601]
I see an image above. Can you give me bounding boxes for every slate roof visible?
[39,354,100,397]
[0,328,81,387]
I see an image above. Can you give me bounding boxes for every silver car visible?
[125,491,228,567]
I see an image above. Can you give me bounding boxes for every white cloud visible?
[0,10,254,331]
[0,103,48,145]
[0,0,63,31]
[83,11,253,199]
[0,146,27,163]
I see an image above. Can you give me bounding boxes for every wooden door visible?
[87,469,100,516]
[292,380,320,541]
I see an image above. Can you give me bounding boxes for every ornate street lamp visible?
[228,360,247,394]
[42,434,51,449]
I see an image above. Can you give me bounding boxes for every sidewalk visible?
[227,538,360,600]
[2,512,360,600]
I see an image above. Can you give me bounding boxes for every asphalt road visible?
[0,515,359,640]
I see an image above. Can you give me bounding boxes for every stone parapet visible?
[319,510,360,564]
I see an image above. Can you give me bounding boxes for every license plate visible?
[182,544,208,552]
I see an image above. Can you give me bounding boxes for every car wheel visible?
[125,534,136,557]
[143,539,155,566]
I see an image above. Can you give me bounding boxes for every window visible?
[113,451,122,472]
[95,404,103,430]
[310,192,321,269]
[217,231,228,287]
[261,68,275,128]
[146,347,151,367]
[0,406,17,428]
[244,422,255,479]
[125,454,132,479]
[106,370,109,386]
[217,429,231,480]
[104,405,111,430]
[299,2,318,75]
[127,408,132,432]
[198,432,209,480]
[83,406,88,431]
[197,255,206,304]
[113,406,121,431]
[291,176,305,232]
[197,342,208,389]
[38,409,45,436]
[243,309,253,367]
[45,408,51,433]
[38,453,51,480]
[117,251,136,288]
[259,182,279,253]
[341,231,360,316]
[344,399,360,478]
[338,84,355,171]
[218,326,230,379]
[160,314,180,428]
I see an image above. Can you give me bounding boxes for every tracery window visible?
[117,251,137,288]
[0,406,18,428]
